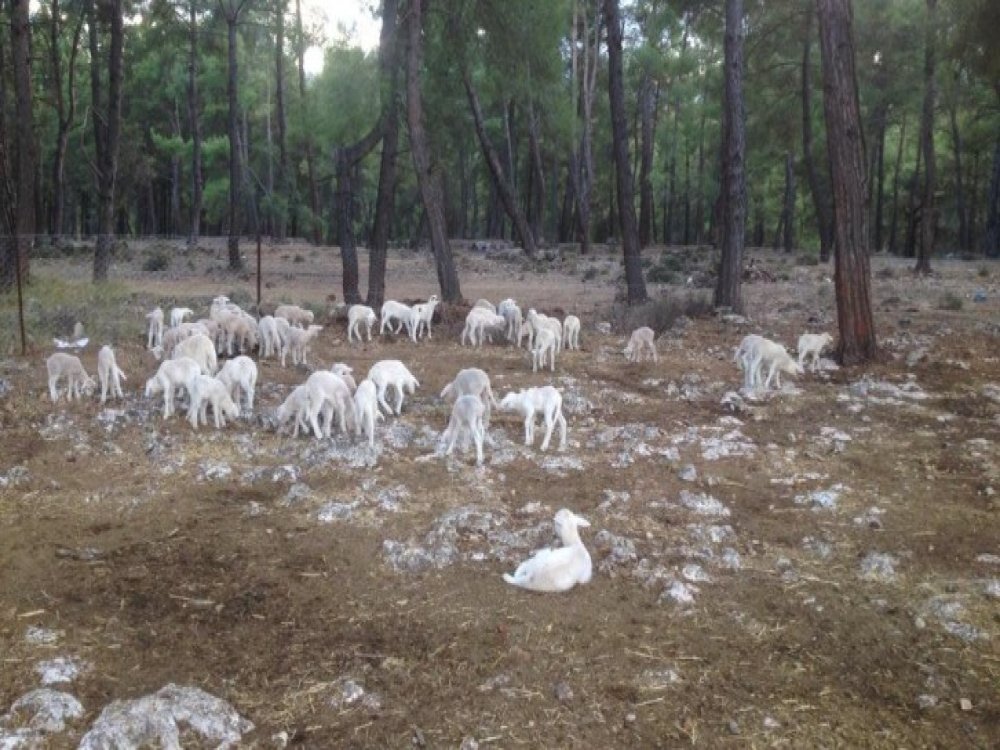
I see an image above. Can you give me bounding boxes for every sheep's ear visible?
[573,514,591,528]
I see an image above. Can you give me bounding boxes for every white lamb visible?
[440,367,499,428]
[273,317,292,364]
[473,298,496,314]
[171,333,217,375]
[367,359,419,416]
[499,385,567,451]
[530,327,558,372]
[257,316,281,359]
[353,379,383,448]
[146,307,164,350]
[186,374,239,430]
[97,345,126,404]
[526,309,563,352]
[169,306,194,328]
[157,321,209,358]
[624,326,657,363]
[379,300,413,336]
[347,304,377,343]
[798,331,834,371]
[562,315,581,350]
[410,295,440,340]
[441,394,487,465]
[283,324,323,366]
[216,355,258,410]
[221,313,258,356]
[274,384,313,437]
[461,308,506,347]
[303,370,356,438]
[45,353,96,403]
[145,356,201,418]
[749,338,803,390]
[498,298,522,343]
[503,509,592,593]
[330,363,357,393]
[274,304,314,328]
[734,333,765,389]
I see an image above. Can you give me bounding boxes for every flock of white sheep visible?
[41,292,833,593]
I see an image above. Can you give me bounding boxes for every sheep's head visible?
[303,310,316,324]
[144,377,162,398]
[498,392,521,411]
[221,395,240,421]
[427,294,439,304]
[820,333,834,348]
[554,509,590,543]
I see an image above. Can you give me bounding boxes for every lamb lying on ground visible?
[798,331,834,371]
[283,324,323,366]
[97,345,126,404]
[747,337,803,390]
[503,509,592,592]
[172,333,217,375]
[624,326,657,363]
[145,357,201,418]
[442,394,487,465]
[499,385,567,451]
[531,327,558,372]
[347,304,377,343]
[216,355,258,410]
[353,379,383,447]
[379,300,413,336]
[187,374,240,430]
[146,308,164,350]
[303,370,356,438]
[440,367,499,428]
[169,306,194,328]
[274,384,313,437]
[367,359,419,416]
[46,353,96,403]
[273,304,314,328]
[562,315,581,350]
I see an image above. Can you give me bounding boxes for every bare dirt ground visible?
[1,241,998,748]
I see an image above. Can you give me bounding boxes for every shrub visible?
[875,266,895,279]
[143,252,170,272]
[610,292,713,335]
[978,266,990,278]
[581,266,599,282]
[796,252,820,266]
[937,292,963,311]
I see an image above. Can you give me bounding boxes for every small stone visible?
[960,698,973,712]
[914,617,926,630]
[917,694,938,710]
[728,720,740,735]
[411,728,426,747]
[624,713,636,725]
[678,465,698,482]
[459,738,479,750]
[763,716,780,730]
[553,681,574,703]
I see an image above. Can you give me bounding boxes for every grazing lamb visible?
[169,306,194,328]
[624,326,657,363]
[503,509,592,593]
[530,327,559,372]
[330,363,357,393]
[274,304,314,328]
[461,308,507,347]
[145,357,201,418]
[379,300,413,336]
[157,321,209,358]
[274,384,313,437]
[526,309,563,352]
[797,331,834,371]
[562,315,581,350]
[353,379,382,447]
[516,317,534,349]
[367,359,419,416]
[442,394,487,465]
[46,353,96,403]
[440,367,499,427]
[171,333,218,375]
[734,333,765,389]
[221,313,258,356]
[146,307,164,349]
[499,385,567,451]
[216,355,258,410]
[187,374,240,430]
[347,304,377,343]
[257,316,281,359]
[749,338,803,390]
[97,345,126,404]
[303,370,356,438]
[283,324,323,366]
[498,298,523,343]
[409,295,440,341]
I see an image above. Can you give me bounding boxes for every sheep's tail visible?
[116,366,127,382]
[440,382,453,400]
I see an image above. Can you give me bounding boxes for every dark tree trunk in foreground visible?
[405,0,461,301]
[335,122,383,304]
[604,0,647,305]
[274,0,288,241]
[463,73,536,256]
[367,0,401,308]
[782,151,796,252]
[221,0,248,270]
[802,4,834,262]
[816,0,878,364]
[915,0,936,274]
[0,32,15,289]
[92,0,124,281]
[715,0,746,310]
[48,0,84,241]
[295,0,321,243]
[187,0,203,246]
[887,113,906,254]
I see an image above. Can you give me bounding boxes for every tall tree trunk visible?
[405,0,461,301]
[274,0,288,241]
[782,151,796,252]
[887,114,906,254]
[984,127,1000,258]
[527,99,545,246]
[816,0,877,364]
[170,102,182,234]
[92,0,124,282]
[463,74,536,256]
[802,3,834,262]
[947,88,968,251]
[904,143,922,258]
[715,0,746,311]
[334,122,383,303]
[915,0,936,274]
[3,0,35,289]
[295,0,321,243]
[0,31,16,288]
[603,0,647,305]
[222,1,246,270]
[638,73,657,247]
[683,147,691,245]
[695,101,706,244]
[367,0,400,308]
[187,0,203,246]
[872,108,886,252]
[571,0,599,255]
[48,0,84,242]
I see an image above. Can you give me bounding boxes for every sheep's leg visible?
[556,409,567,450]
[49,375,59,403]
[540,410,555,451]
[444,417,458,455]
[549,346,555,371]
[474,420,484,465]
[393,385,404,415]
[523,411,534,446]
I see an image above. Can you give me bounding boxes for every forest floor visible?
[0,240,998,748]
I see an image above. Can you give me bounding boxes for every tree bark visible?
[638,73,657,247]
[222,1,246,270]
[92,0,124,282]
[187,0,203,246]
[603,0,647,305]
[887,113,906,254]
[715,0,746,311]
[571,0,599,255]
[367,0,401,308]
[984,130,1000,258]
[915,0,936,274]
[947,87,968,251]
[0,31,16,287]
[904,142,922,258]
[47,0,84,241]
[405,0,461,301]
[463,73,536,256]
[872,107,886,252]
[527,99,545,246]
[816,0,878,364]
[273,0,288,240]
[295,0,321,243]
[782,151,796,252]
[801,3,834,262]
[335,122,383,304]
[695,101,706,244]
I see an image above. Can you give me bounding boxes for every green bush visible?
[143,252,170,272]
[937,292,963,311]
